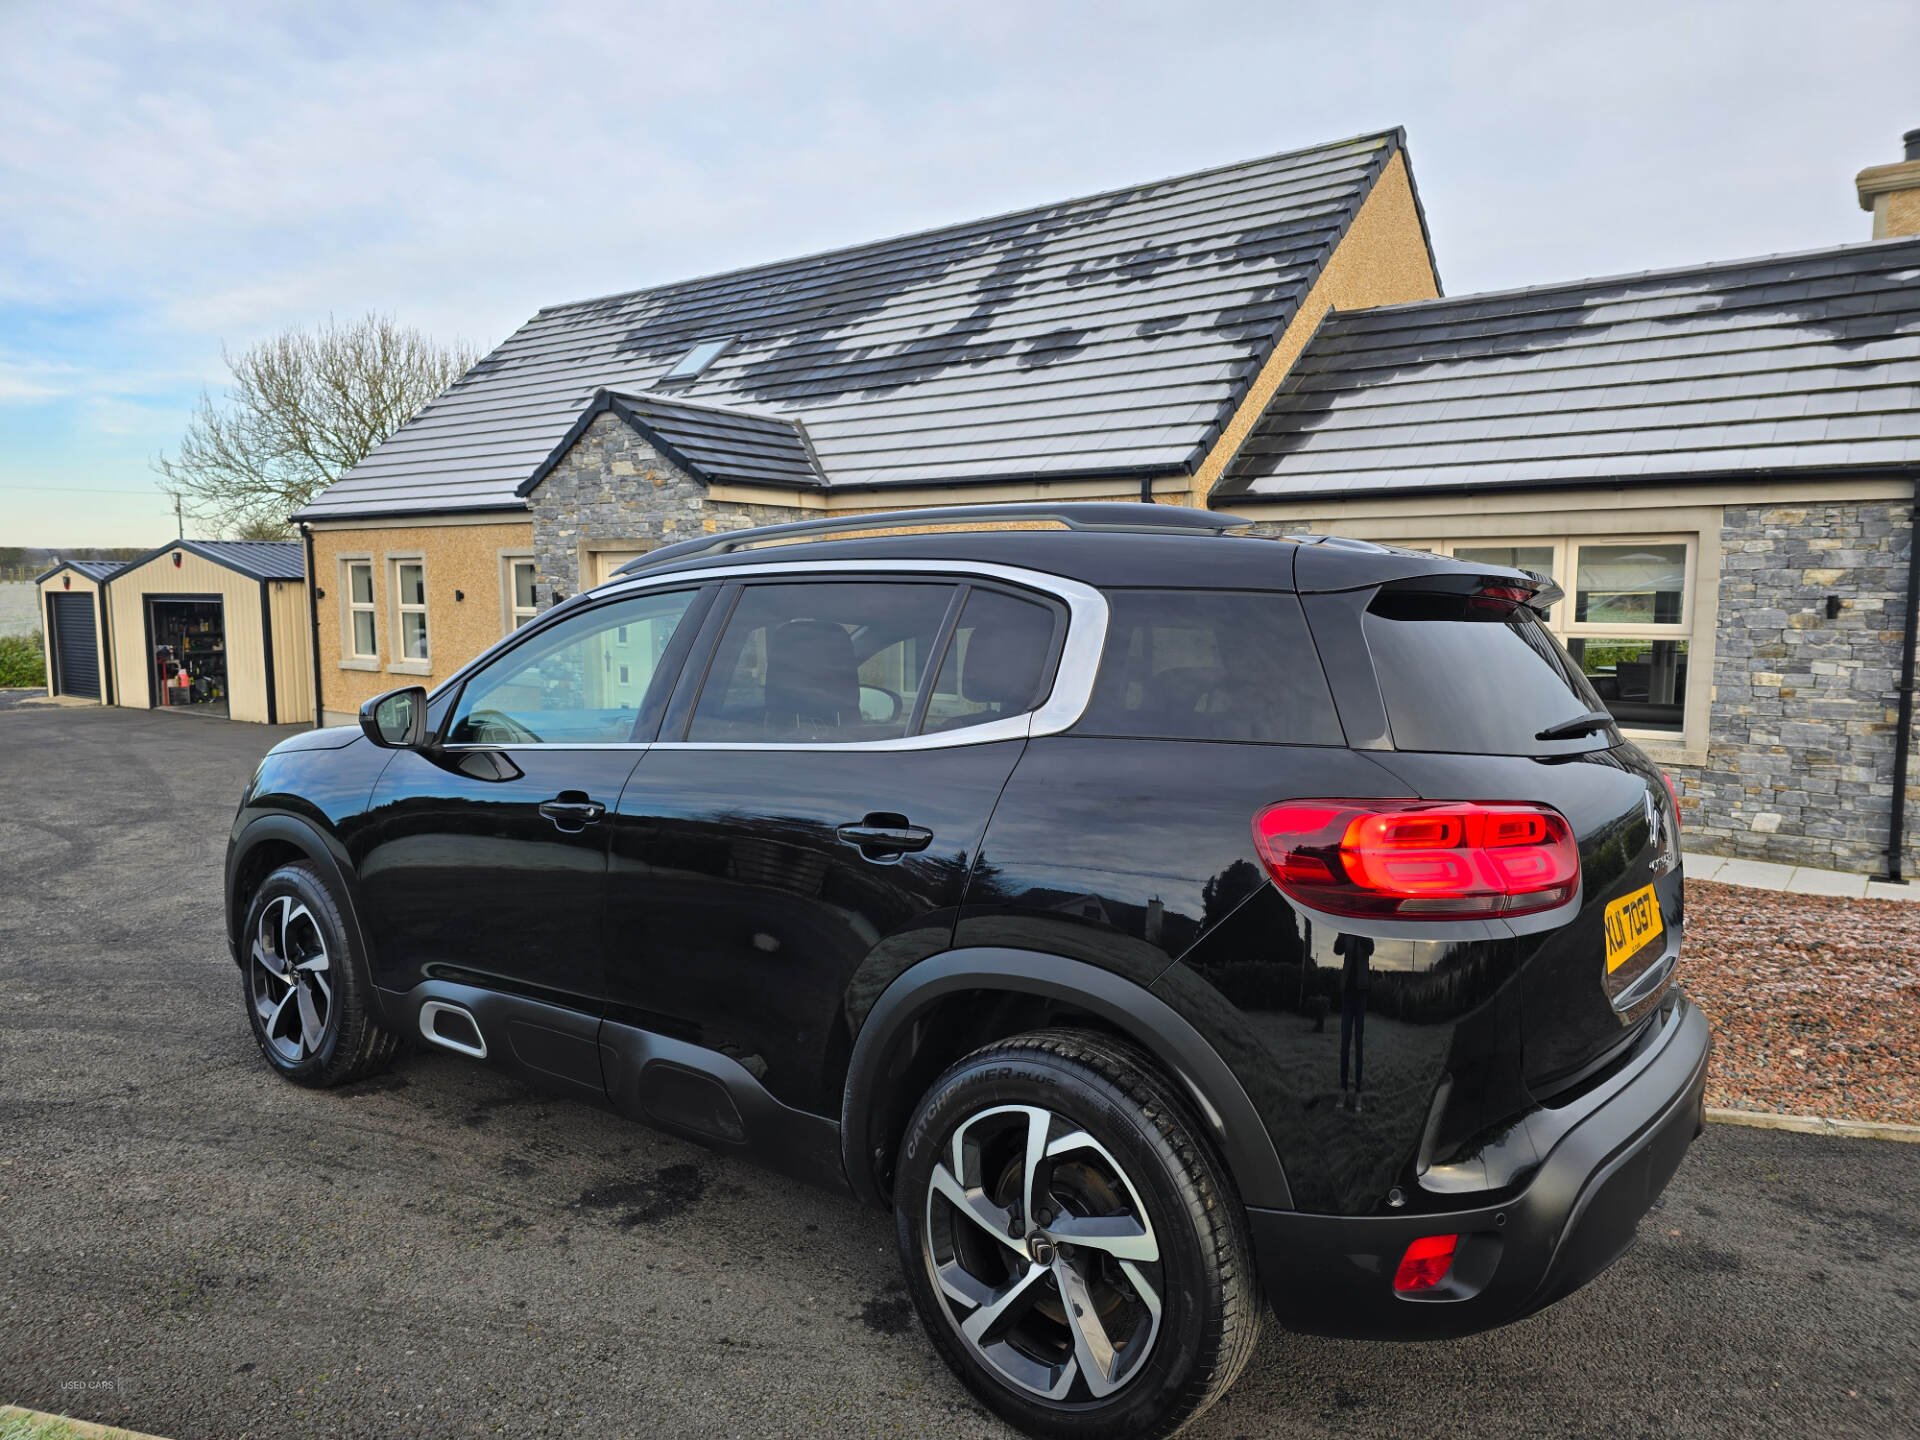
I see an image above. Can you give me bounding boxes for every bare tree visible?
[156,314,480,538]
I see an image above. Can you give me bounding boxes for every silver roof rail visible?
[612,501,1256,577]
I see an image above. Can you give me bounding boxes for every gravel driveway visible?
[2,706,1917,1440]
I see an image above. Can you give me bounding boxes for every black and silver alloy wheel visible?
[926,1103,1162,1401]
[241,861,401,1088]
[896,1030,1261,1440]
[250,895,334,1064]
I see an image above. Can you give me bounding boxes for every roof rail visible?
[611,502,1256,577]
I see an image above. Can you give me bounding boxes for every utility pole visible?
[175,494,185,540]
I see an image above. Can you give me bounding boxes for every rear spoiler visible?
[1294,539,1563,616]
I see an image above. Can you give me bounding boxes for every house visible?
[1215,133,1920,878]
[295,124,1919,877]
[292,129,1441,721]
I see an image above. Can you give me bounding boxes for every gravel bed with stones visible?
[1682,878,1920,1125]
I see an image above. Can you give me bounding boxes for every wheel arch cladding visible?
[841,947,1293,1211]
[227,815,369,977]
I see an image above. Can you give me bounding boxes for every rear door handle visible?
[836,815,934,859]
[539,793,606,832]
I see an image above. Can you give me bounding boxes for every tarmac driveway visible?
[1,705,1916,1439]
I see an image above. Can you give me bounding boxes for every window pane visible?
[1575,544,1685,625]
[1567,637,1688,733]
[401,611,429,659]
[513,561,536,610]
[1364,590,1607,755]
[398,562,425,607]
[1453,545,1556,577]
[449,590,697,744]
[923,589,1057,733]
[688,582,954,743]
[349,563,373,605]
[1076,590,1343,745]
[351,610,376,656]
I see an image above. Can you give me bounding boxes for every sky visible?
[2,0,1916,548]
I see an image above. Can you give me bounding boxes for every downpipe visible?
[1878,476,1919,885]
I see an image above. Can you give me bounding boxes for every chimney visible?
[1856,129,1920,238]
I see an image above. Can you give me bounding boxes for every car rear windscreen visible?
[1076,589,1343,744]
[1363,590,1611,755]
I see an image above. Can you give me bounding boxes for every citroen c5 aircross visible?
[227,503,1709,1440]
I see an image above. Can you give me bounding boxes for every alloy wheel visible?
[923,1103,1163,1402]
[250,895,333,1065]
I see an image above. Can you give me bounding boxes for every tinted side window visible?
[447,588,697,744]
[1076,589,1342,744]
[1363,590,1607,755]
[923,588,1059,733]
[687,582,954,743]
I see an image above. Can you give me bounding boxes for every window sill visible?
[1628,733,1707,768]
[337,657,381,672]
[387,660,433,676]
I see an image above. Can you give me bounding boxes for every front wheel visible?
[242,861,401,1087]
[893,1029,1262,1439]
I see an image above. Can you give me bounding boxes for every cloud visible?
[2,0,1918,541]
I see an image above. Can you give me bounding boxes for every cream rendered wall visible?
[308,516,536,724]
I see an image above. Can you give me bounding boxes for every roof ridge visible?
[533,128,1406,318]
[1323,232,1920,321]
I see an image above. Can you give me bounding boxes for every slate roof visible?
[298,129,1425,521]
[521,390,823,494]
[117,539,306,583]
[1218,235,1920,500]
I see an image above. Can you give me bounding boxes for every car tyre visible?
[242,861,401,1087]
[894,1028,1262,1439]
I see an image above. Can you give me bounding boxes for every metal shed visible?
[34,559,120,703]
[103,540,311,725]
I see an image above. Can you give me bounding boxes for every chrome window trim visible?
[438,558,1107,755]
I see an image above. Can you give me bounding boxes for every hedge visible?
[0,630,47,687]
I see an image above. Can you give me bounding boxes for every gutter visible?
[301,523,324,729]
[1879,474,1919,884]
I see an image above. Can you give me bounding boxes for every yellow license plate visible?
[1604,883,1663,973]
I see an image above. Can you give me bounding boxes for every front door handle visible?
[836,814,934,859]
[539,793,606,832]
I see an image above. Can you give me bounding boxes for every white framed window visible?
[388,555,430,672]
[337,555,379,669]
[500,553,538,633]
[1424,534,1702,746]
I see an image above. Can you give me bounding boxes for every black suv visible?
[228,503,1709,1439]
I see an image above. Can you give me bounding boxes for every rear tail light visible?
[1661,771,1682,831]
[1252,800,1580,920]
[1393,1234,1459,1292]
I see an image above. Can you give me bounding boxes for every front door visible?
[605,575,1064,1116]
[355,585,706,1007]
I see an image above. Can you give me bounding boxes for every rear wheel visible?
[893,1029,1261,1439]
[242,862,401,1087]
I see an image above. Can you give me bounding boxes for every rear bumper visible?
[1248,990,1710,1339]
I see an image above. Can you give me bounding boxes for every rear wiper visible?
[1536,710,1616,742]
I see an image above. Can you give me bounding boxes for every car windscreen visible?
[1075,589,1344,745]
[1362,589,1611,755]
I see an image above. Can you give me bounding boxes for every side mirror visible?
[360,685,430,749]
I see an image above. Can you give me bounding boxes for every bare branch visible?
[154,313,481,538]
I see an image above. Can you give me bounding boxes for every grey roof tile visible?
[299,130,1421,520]
[1220,235,1920,498]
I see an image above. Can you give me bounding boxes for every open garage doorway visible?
[145,596,229,717]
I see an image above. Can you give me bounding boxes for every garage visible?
[104,540,312,725]
[34,559,118,704]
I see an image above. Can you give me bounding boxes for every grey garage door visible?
[49,592,100,698]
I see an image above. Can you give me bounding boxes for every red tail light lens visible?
[1252,800,1580,919]
[1393,1234,1459,1292]
[1661,771,1682,831]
